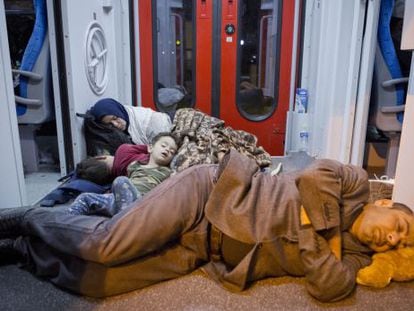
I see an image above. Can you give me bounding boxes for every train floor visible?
[1,263,413,311]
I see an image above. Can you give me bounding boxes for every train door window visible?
[153,0,195,113]
[237,0,281,121]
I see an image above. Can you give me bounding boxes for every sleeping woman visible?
[89,98,173,145]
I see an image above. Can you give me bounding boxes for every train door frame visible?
[394,2,414,206]
[350,0,381,167]
[0,0,26,206]
[46,0,71,173]
[296,0,371,162]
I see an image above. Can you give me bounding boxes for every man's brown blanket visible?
[171,108,272,172]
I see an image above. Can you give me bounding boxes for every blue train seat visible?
[10,0,54,172]
[13,0,52,124]
[370,0,408,178]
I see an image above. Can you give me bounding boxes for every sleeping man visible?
[0,149,413,302]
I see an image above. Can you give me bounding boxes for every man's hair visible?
[151,132,181,148]
[75,157,114,185]
[391,202,413,215]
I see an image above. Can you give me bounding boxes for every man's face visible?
[101,115,127,131]
[351,202,414,252]
[148,136,177,166]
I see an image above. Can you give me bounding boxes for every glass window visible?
[154,0,194,114]
[237,0,281,121]
[5,0,35,70]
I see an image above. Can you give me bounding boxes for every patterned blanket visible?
[171,108,272,172]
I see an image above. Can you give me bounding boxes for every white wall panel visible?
[393,53,414,207]
[59,0,132,164]
[0,1,26,207]
[298,0,367,162]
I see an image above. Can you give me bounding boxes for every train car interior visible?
[0,0,411,207]
[0,0,414,309]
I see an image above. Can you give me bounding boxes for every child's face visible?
[148,136,177,166]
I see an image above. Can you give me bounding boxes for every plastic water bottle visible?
[295,88,308,113]
[299,129,309,151]
[295,88,309,151]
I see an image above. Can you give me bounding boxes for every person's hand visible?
[217,151,226,163]
[328,228,342,260]
[300,205,341,260]
[374,199,393,207]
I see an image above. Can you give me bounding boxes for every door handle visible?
[225,0,235,19]
[200,0,208,18]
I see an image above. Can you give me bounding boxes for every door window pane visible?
[154,0,194,114]
[237,0,281,121]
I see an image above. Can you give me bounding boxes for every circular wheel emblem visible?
[85,21,108,95]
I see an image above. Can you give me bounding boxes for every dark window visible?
[237,0,282,121]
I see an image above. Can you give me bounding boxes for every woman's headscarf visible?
[89,98,130,129]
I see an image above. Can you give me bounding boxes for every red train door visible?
[138,0,212,114]
[137,0,296,155]
[217,0,295,155]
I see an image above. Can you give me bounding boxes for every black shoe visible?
[0,207,31,239]
[0,238,21,265]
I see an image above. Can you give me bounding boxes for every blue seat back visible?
[17,0,48,116]
[377,0,404,123]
